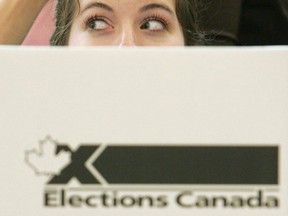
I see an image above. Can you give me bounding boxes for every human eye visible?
[140,16,168,32]
[85,16,113,31]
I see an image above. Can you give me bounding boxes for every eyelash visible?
[84,14,170,31]
[84,15,111,29]
[141,14,170,31]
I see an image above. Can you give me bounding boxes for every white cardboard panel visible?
[0,47,287,215]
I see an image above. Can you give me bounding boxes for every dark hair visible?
[50,0,203,46]
[175,0,203,45]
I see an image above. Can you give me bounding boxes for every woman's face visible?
[68,0,184,46]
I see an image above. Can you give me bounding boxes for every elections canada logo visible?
[25,136,280,209]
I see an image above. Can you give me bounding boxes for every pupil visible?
[89,20,96,29]
[141,22,150,29]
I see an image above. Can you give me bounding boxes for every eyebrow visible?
[139,3,174,14]
[81,2,113,13]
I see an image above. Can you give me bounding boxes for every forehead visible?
[79,0,176,10]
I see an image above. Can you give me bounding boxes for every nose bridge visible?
[118,23,136,47]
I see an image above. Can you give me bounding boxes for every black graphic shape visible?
[49,145,100,184]
[56,145,73,154]
[94,146,278,185]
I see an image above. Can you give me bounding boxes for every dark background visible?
[200,0,288,45]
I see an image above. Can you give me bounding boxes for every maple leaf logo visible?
[25,136,71,176]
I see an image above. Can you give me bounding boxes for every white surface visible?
[0,47,287,215]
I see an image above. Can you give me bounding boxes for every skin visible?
[0,0,48,45]
[68,0,185,46]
